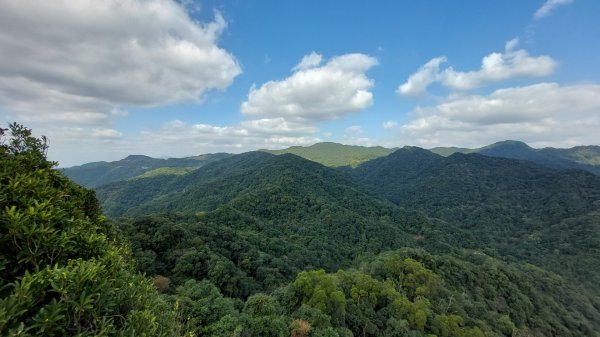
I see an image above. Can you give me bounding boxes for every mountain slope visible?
[92,146,600,336]
[98,151,466,250]
[353,148,600,292]
[430,140,600,175]
[262,142,395,167]
[97,152,474,291]
[61,152,232,188]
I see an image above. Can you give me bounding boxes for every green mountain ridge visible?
[430,140,600,175]
[61,152,233,188]
[261,142,397,167]
[61,140,600,191]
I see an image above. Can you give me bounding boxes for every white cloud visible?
[43,116,321,167]
[138,120,320,155]
[241,53,378,122]
[382,121,398,130]
[398,83,600,148]
[534,0,574,19]
[397,39,556,95]
[505,37,519,52]
[442,39,556,90]
[292,52,323,71]
[40,126,127,166]
[0,0,241,125]
[240,118,318,135]
[91,128,123,139]
[397,57,446,97]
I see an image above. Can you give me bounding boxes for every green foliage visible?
[279,249,600,337]
[170,279,239,336]
[0,123,179,336]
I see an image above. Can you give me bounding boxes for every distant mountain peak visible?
[123,154,153,161]
[261,142,395,167]
[484,140,532,149]
[392,146,441,158]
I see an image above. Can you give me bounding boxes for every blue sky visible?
[1,0,599,166]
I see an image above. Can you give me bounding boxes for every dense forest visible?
[3,124,600,336]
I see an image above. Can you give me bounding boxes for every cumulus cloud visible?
[0,0,241,125]
[397,39,556,96]
[398,83,600,148]
[442,39,556,90]
[534,0,574,19]
[241,53,378,122]
[397,57,446,97]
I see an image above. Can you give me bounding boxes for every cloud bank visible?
[0,0,241,125]
[398,38,556,96]
[399,83,600,148]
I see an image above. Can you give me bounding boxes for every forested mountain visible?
[90,146,600,335]
[61,152,232,188]
[353,148,600,292]
[262,142,396,167]
[97,152,470,278]
[6,124,600,337]
[63,140,600,190]
[430,140,600,175]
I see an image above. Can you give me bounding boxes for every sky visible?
[1,0,600,167]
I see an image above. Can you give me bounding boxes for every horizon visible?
[1,0,600,167]
[60,139,599,168]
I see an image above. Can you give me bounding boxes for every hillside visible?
[430,140,600,175]
[93,149,600,336]
[61,152,232,188]
[262,142,395,167]
[97,152,470,280]
[353,148,600,291]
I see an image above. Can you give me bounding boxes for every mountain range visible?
[89,145,600,336]
[62,140,600,189]
[430,140,600,175]
[9,127,600,336]
[61,153,232,187]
